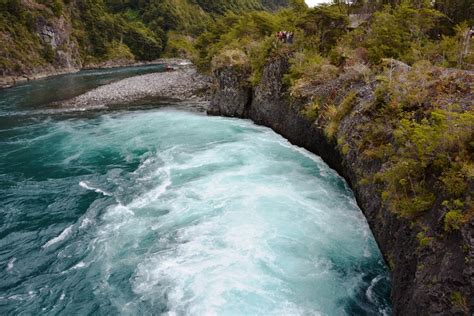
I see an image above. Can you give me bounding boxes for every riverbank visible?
[0,68,80,90]
[0,59,192,89]
[63,66,211,108]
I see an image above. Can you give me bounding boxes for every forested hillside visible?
[0,0,289,77]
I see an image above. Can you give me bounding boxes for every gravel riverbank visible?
[63,66,211,108]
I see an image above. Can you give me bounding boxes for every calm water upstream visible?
[0,66,391,315]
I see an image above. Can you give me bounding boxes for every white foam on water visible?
[42,225,73,249]
[79,181,112,196]
[6,258,16,272]
[79,217,93,229]
[72,261,86,269]
[128,167,171,209]
[46,110,390,314]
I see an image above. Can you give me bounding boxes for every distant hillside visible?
[0,0,289,79]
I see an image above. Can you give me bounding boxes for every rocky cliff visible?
[0,6,82,88]
[0,0,291,88]
[208,55,474,315]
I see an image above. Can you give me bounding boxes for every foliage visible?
[194,9,298,79]
[163,32,198,59]
[296,5,348,53]
[450,291,468,312]
[0,0,46,75]
[212,49,249,70]
[434,0,474,25]
[444,211,463,232]
[416,231,432,248]
[1,0,288,74]
[363,4,443,64]
[324,91,357,139]
[105,40,134,61]
[300,101,320,121]
[365,63,474,219]
[328,2,473,69]
[285,52,338,97]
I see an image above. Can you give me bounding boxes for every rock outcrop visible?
[0,11,82,89]
[208,66,252,117]
[208,56,474,315]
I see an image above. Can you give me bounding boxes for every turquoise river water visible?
[0,66,391,315]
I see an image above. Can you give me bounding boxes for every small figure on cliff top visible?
[275,31,294,44]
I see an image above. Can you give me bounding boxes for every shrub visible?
[300,101,320,121]
[341,62,372,83]
[164,32,197,59]
[444,210,464,232]
[323,91,357,139]
[364,4,443,64]
[450,292,468,311]
[297,5,348,53]
[211,49,249,70]
[286,52,338,97]
[51,0,63,17]
[41,44,55,63]
[105,40,134,61]
[441,170,467,197]
[417,231,432,248]
[341,143,350,155]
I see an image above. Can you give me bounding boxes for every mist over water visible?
[0,67,391,315]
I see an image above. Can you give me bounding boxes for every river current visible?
[0,66,391,315]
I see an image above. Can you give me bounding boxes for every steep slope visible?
[202,2,474,312]
[0,0,289,86]
[208,52,474,315]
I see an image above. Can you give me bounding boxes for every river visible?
[0,66,391,315]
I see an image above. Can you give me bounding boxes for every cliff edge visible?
[208,55,474,315]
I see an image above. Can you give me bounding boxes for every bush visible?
[416,231,432,248]
[444,211,463,232]
[163,32,197,59]
[51,0,63,17]
[364,4,443,64]
[41,44,55,63]
[297,5,348,53]
[286,52,338,97]
[211,49,249,70]
[123,22,163,61]
[323,91,357,139]
[450,291,468,311]
[300,101,320,121]
[105,40,134,61]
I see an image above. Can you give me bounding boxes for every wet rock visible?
[208,66,252,117]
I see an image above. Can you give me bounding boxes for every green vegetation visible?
[193,9,294,75]
[300,101,320,121]
[417,231,432,248]
[0,0,290,75]
[324,91,357,139]
[1,0,472,239]
[1,0,48,75]
[191,0,473,235]
[163,32,198,59]
[365,63,473,219]
[450,291,468,312]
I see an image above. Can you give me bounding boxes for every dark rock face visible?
[1,14,83,88]
[208,56,474,315]
[208,66,252,117]
[35,15,82,70]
